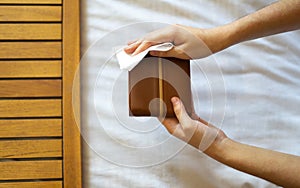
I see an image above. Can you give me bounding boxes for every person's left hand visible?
[161,97,227,152]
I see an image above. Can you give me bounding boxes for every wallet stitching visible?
[158,57,163,117]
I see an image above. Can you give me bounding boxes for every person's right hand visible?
[124,24,224,59]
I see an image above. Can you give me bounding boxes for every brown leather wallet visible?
[129,55,192,117]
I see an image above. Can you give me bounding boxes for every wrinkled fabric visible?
[81,0,300,187]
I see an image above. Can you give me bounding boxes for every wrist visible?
[202,24,238,53]
[189,117,230,156]
[203,129,230,160]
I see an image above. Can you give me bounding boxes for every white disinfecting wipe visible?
[115,42,174,71]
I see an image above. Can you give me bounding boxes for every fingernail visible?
[171,97,179,104]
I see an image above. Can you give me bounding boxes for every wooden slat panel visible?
[0,24,61,40]
[0,99,61,117]
[0,42,61,59]
[0,119,62,138]
[0,80,61,97]
[63,0,82,187]
[0,6,61,22]
[0,139,62,158]
[0,61,61,78]
[0,181,62,188]
[0,0,62,4]
[0,160,62,180]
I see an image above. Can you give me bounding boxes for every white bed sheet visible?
[81,0,300,187]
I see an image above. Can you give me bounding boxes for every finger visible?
[149,46,191,59]
[124,40,141,54]
[196,116,209,126]
[195,116,217,129]
[131,40,155,56]
[171,97,193,129]
[190,113,200,121]
[127,39,138,46]
[125,25,175,55]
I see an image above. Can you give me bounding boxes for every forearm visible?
[204,0,300,53]
[162,98,300,186]
[206,137,300,187]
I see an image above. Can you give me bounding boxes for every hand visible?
[161,97,227,152]
[124,24,224,59]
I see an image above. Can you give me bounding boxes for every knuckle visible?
[143,40,153,45]
[173,105,181,116]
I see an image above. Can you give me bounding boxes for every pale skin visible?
[125,0,300,187]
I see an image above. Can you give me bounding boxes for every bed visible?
[81,0,300,187]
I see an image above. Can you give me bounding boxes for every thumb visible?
[171,97,193,129]
[149,46,191,59]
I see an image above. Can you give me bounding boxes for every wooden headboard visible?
[0,0,82,187]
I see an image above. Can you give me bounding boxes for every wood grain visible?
[0,139,62,158]
[0,0,61,4]
[63,0,82,187]
[0,24,61,40]
[0,99,61,117]
[0,160,62,180]
[0,181,62,188]
[0,80,61,97]
[0,61,61,78]
[0,42,61,59]
[0,119,62,138]
[0,6,61,22]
